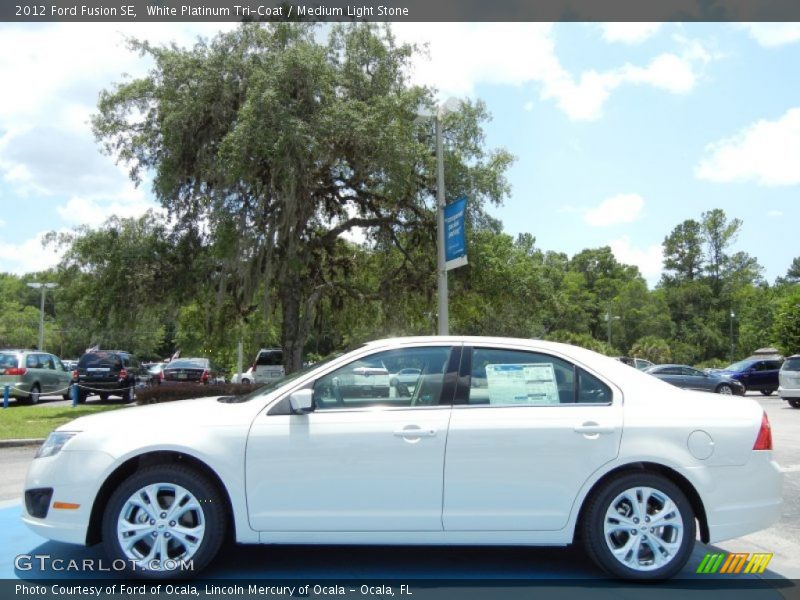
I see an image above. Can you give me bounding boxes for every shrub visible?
[136,382,266,405]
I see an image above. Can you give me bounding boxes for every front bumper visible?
[22,449,116,545]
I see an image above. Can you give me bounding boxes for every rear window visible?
[168,359,208,369]
[256,350,282,366]
[782,357,800,372]
[79,352,122,369]
[0,353,19,369]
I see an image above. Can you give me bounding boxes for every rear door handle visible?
[574,423,615,435]
[394,427,437,438]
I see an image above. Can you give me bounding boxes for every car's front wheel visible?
[102,464,226,578]
[716,384,733,395]
[582,472,695,580]
[788,399,800,409]
[761,388,776,396]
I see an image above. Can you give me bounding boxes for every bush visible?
[136,382,266,405]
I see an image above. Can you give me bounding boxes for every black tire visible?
[788,399,800,409]
[761,389,776,396]
[28,383,41,405]
[715,384,733,395]
[582,472,696,581]
[63,383,72,401]
[76,388,88,404]
[99,393,110,402]
[101,464,227,578]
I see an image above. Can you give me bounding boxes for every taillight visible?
[753,412,773,451]
[71,369,78,380]
[119,369,128,380]
[158,370,164,381]
[201,370,209,383]
[5,367,27,376]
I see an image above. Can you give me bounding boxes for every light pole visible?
[27,282,58,351]
[418,98,460,336]
[605,310,621,347]
[729,311,735,363]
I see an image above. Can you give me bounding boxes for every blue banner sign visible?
[444,196,468,271]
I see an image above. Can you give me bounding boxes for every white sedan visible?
[22,337,782,580]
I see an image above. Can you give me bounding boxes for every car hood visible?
[58,395,266,442]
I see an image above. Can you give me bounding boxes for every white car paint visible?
[22,336,782,579]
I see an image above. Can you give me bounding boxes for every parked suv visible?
[720,357,783,395]
[251,348,285,384]
[73,350,141,403]
[779,355,800,408]
[0,350,73,404]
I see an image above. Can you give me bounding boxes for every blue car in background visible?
[719,357,783,395]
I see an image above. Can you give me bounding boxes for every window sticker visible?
[485,363,559,405]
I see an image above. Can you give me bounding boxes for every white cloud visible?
[391,23,710,122]
[0,231,66,275]
[584,193,645,227]
[600,23,663,44]
[696,107,800,186]
[768,210,783,217]
[737,23,800,47]
[0,218,6,227]
[56,197,161,228]
[523,101,535,112]
[608,236,664,285]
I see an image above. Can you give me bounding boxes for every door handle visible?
[574,422,615,435]
[393,427,437,438]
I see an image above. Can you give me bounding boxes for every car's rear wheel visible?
[582,472,695,580]
[788,399,800,409]
[63,383,72,401]
[761,389,776,396]
[28,383,41,405]
[102,464,226,578]
[716,384,733,395]
[99,393,110,402]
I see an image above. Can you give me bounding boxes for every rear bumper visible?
[702,452,783,544]
[779,386,800,399]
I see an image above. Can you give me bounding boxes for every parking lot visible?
[1,392,798,586]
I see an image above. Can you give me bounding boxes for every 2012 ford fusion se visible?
[22,337,782,580]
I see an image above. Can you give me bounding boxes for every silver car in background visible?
[779,355,800,408]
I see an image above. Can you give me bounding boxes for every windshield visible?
[167,358,208,369]
[724,360,754,372]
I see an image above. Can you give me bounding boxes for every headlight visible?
[35,431,78,459]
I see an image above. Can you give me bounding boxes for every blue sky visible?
[0,22,798,286]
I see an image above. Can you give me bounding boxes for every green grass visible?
[0,405,123,440]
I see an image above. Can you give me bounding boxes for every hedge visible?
[136,382,266,405]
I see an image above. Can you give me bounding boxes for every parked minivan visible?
[251,348,285,384]
[0,350,73,404]
[779,355,800,408]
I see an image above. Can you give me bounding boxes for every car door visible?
[37,353,58,393]
[245,344,459,532]
[681,366,713,391]
[653,366,683,387]
[443,345,623,531]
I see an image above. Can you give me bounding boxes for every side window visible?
[660,367,681,375]
[313,346,452,410]
[469,348,574,406]
[26,354,39,369]
[577,370,612,404]
[468,348,612,406]
[42,355,55,370]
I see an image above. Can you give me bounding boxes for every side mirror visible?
[289,389,314,414]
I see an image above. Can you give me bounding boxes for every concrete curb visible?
[0,438,44,448]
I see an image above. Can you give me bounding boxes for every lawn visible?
[0,405,123,440]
